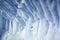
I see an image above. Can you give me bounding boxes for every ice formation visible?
[0,0,60,40]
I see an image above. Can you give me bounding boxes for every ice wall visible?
[0,0,60,40]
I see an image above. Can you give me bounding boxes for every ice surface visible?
[0,0,60,40]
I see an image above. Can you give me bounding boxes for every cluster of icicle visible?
[0,0,60,40]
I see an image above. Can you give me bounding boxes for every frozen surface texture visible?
[0,0,60,40]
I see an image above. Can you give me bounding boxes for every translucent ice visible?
[0,0,60,40]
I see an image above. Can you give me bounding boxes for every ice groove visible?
[0,0,60,40]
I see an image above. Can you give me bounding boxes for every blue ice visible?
[0,0,60,40]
